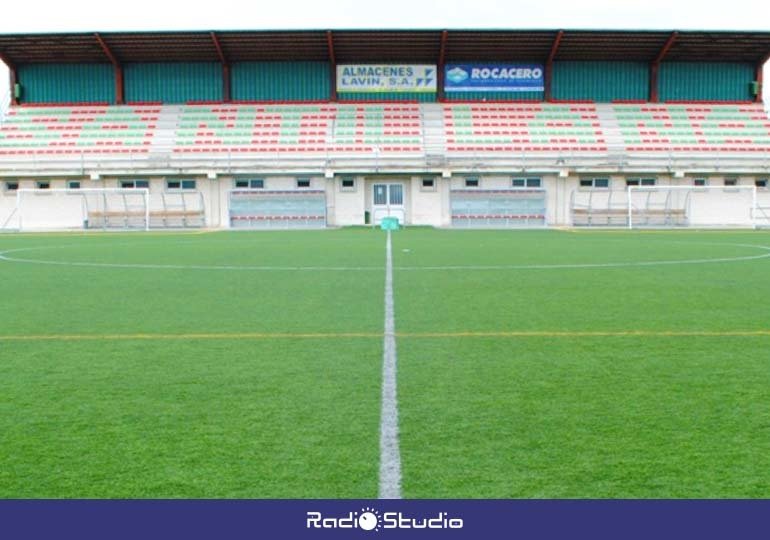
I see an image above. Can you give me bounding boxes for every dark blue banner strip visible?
[1,500,769,540]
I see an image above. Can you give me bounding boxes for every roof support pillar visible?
[8,65,18,106]
[544,30,563,102]
[437,30,448,102]
[650,31,677,103]
[0,53,18,105]
[649,63,660,103]
[223,64,231,103]
[756,54,769,103]
[210,32,230,103]
[327,31,337,102]
[95,33,123,105]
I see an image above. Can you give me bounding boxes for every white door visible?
[372,183,405,225]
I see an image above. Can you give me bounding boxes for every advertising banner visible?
[445,63,544,92]
[337,65,437,93]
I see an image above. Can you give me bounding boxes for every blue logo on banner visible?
[446,66,470,84]
[445,63,544,92]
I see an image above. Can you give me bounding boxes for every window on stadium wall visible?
[626,178,656,187]
[579,178,610,189]
[340,178,356,192]
[235,179,264,189]
[512,177,541,188]
[167,180,197,190]
[120,180,150,189]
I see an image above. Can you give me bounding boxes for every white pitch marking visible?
[0,256,381,272]
[394,251,770,270]
[1,243,768,272]
[379,230,402,499]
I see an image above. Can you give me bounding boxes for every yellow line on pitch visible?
[399,330,770,338]
[0,332,382,341]
[1,329,770,342]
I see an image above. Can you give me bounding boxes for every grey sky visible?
[0,0,768,102]
[1,0,769,32]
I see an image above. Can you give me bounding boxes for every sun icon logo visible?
[358,507,382,532]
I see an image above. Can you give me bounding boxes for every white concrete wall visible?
[331,175,366,226]
[2,171,768,230]
[408,175,445,227]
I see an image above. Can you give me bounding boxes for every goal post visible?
[627,185,758,230]
[15,188,150,232]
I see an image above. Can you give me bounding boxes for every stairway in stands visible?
[150,105,183,157]
[594,103,625,156]
[420,103,446,163]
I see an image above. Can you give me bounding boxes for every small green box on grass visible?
[380,217,400,230]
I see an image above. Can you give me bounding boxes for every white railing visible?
[1,147,769,177]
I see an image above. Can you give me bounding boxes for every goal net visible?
[12,188,150,232]
[628,185,757,229]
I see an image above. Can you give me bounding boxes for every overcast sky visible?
[1,0,769,32]
[0,0,768,102]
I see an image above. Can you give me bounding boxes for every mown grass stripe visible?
[1,329,769,342]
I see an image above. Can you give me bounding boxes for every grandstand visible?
[0,29,769,230]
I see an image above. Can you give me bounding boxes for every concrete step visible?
[595,103,625,151]
[149,105,184,153]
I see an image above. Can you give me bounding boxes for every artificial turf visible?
[0,230,384,497]
[392,229,770,498]
[1,228,769,498]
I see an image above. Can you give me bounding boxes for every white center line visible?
[379,230,402,499]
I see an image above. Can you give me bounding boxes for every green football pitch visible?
[1,228,769,498]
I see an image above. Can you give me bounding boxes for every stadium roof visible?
[0,29,769,65]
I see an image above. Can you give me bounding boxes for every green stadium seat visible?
[0,105,160,156]
[613,103,770,153]
[172,103,424,155]
[443,103,606,153]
